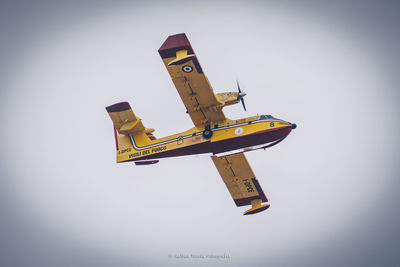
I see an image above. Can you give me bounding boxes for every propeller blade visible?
[240,98,247,111]
[236,80,242,93]
[236,80,247,112]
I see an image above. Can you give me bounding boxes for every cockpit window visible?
[260,115,276,120]
[260,114,287,123]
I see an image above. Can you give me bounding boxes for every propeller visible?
[237,80,247,111]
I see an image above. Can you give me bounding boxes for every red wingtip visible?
[158,33,194,58]
[106,102,131,113]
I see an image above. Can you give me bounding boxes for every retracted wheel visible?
[202,125,213,139]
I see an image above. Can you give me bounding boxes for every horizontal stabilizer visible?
[135,160,159,165]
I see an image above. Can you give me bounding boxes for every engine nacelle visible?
[216,92,241,108]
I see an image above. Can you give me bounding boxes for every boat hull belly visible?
[211,126,292,154]
[135,126,291,161]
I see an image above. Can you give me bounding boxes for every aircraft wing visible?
[211,153,270,215]
[158,33,226,127]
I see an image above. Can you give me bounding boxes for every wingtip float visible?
[105,33,296,216]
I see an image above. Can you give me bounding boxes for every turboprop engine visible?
[216,92,245,108]
[215,81,247,111]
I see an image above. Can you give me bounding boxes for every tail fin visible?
[106,102,150,135]
[106,102,155,162]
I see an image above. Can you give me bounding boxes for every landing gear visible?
[202,125,213,139]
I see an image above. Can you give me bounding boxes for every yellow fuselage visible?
[115,115,293,163]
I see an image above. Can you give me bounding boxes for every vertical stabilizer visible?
[106,102,155,162]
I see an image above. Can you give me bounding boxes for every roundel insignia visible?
[235,127,244,135]
[182,65,193,73]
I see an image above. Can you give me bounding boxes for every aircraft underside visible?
[133,125,292,162]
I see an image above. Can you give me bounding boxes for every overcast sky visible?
[1,1,400,266]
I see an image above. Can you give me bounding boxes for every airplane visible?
[106,33,296,215]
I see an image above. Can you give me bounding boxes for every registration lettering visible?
[118,148,131,154]
[243,179,255,193]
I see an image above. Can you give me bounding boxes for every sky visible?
[1,1,400,266]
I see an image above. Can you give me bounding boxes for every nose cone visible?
[291,123,297,129]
